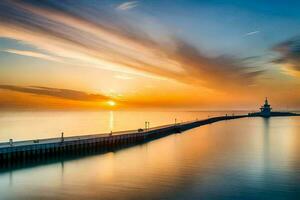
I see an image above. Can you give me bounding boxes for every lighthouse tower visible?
[260,98,272,117]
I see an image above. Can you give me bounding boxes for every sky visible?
[0,0,300,110]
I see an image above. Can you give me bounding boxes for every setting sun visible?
[107,100,116,107]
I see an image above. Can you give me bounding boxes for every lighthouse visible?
[260,98,272,117]
[248,98,299,117]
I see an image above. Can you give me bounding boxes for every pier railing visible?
[0,115,247,165]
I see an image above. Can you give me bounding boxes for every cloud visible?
[244,30,260,37]
[3,49,61,62]
[0,1,263,92]
[272,36,300,76]
[0,85,110,102]
[163,38,264,89]
[116,1,138,11]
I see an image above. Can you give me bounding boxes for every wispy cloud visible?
[272,36,300,76]
[244,30,260,37]
[0,85,110,102]
[116,1,138,11]
[0,1,263,92]
[3,49,61,62]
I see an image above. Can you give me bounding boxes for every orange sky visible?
[0,1,300,111]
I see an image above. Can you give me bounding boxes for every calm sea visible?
[0,111,299,200]
[0,111,244,142]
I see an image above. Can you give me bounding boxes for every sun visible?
[107,100,116,107]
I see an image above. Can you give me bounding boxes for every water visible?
[0,112,300,200]
[0,111,242,142]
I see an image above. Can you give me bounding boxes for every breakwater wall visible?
[0,115,247,166]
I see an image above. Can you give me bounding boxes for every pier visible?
[0,115,246,166]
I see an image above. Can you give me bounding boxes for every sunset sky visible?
[0,0,300,110]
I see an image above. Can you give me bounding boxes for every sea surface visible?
[0,111,300,200]
[0,111,243,142]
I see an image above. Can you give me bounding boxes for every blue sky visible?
[2,0,300,59]
[0,0,300,109]
[136,0,300,56]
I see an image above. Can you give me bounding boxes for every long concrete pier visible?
[0,115,247,166]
